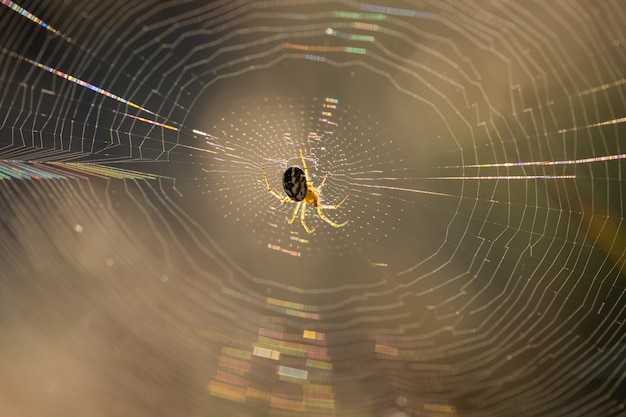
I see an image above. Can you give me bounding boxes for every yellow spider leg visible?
[298,147,311,184]
[300,203,314,235]
[316,173,329,192]
[263,168,292,204]
[316,195,348,229]
[317,194,349,228]
[316,205,348,228]
[289,202,301,225]
[318,194,349,210]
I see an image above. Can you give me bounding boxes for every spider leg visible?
[263,168,292,204]
[300,203,314,235]
[318,194,349,210]
[316,194,349,228]
[316,173,329,192]
[316,204,348,228]
[289,202,301,225]
[298,147,311,184]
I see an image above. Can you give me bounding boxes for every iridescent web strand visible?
[462,152,626,168]
[1,0,72,42]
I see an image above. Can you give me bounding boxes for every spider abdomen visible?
[283,167,307,201]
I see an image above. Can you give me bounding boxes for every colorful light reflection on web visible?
[1,0,72,42]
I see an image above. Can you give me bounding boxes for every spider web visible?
[0,1,625,416]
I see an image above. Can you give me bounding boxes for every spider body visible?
[263,148,348,234]
[283,167,307,202]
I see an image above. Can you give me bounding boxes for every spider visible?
[263,147,348,234]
